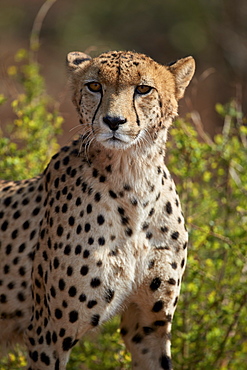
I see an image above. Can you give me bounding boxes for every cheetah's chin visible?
[96,132,137,150]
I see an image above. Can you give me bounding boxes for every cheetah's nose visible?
[103,115,127,131]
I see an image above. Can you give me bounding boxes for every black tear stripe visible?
[92,93,103,126]
[133,95,140,126]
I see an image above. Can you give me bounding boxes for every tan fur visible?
[0,50,195,369]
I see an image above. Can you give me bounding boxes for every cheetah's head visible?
[67,51,195,151]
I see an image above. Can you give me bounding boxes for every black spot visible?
[97,215,105,225]
[171,262,177,269]
[3,265,10,274]
[62,337,73,351]
[76,225,82,234]
[131,198,138,206]
[68,216,75,226]
[105,165,112,172]
[30,230,36,241]
[143,326,155,335]
[87,300,97,308]
[67,193,72,200]
[59,279,66,291]
[161,226,168,233]
[75,245,82,255]
[92,168,98,177]
[88,237,94,245]
[120,327,128,336]
[132,334,143,343]
[13,210,21,219]
[54,178,59,188]
[86,204,92,213]
[63,156,70,165]
[109,190,117,198]
[31,350,38,362]
[0,294,7,303]
[150,277,162,291]
[123,184,131,191]
[57,225,64,237]
[46,331,51,345]
[40,352,50,366]
[55,308,63,319]
[160,354,172,370]
[70,168,77,177]
[69,310,78,323]
[146,231,153,239]
[5,244,12,255]
[80,265,89,276]
[168,278,176,285]
[13,257,19,265]
[84,223,91,232]
[83,250,90,258]
[53,257,59,269]
[32,207,40,216]
[38,336,44,344]
[118,207,125,215]
[154,320,166,326]
[171,231,179,240]
[76,197,82,206]
[79,293,87,302]
[19,266,26,276]
[52,332,58,344]
[104,288,115,303]
[17,292,25,302]
[68,286,77,297]
[98,237,105,246]
[7,282,14,290]
[166,202,173,214]
[4,196,12,207]
[181,259,185,268]
[55,359,60,370]
[173,296,178,306]
[152,300,164,312]
[91,314,100,326]
[94,192,101,202]
[59,328,65,337]
[125,228,133,237]
[1,220,9,231]
[149,208,155,217]
[11,229,18,239]
[50,286,56,298]
[64,245,71,255]
[90,278,101,288]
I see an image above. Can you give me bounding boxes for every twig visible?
[189,223,234,246]
[29,0,57,62]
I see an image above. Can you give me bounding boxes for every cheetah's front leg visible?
[120,249,186,370]
[120,302,173,370]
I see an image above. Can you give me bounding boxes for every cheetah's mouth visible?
[96,131,137,150]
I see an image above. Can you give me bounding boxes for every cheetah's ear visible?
[66,51,92,72]
[168,56,195,100]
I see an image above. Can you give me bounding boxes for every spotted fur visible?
[0,50,195,369]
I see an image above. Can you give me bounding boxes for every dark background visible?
[1,0,247,146]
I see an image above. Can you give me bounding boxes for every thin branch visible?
[189,223,234,246]
[30,0,57,62]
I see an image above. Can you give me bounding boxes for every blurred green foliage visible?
[168,101,247,369]
[0,53,247,370]
[0,49,63,181]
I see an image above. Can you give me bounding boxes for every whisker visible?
[69,124,83,132]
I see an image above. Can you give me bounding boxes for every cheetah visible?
[0,50,195,369]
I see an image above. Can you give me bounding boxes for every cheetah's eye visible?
[135,85,152,95]
[86,82,102,93]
